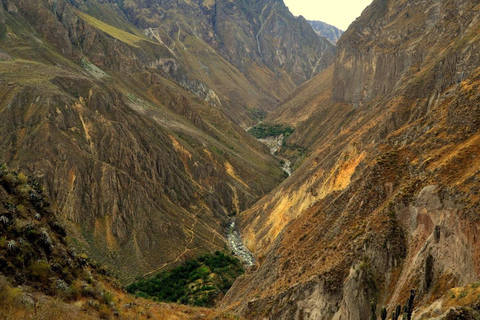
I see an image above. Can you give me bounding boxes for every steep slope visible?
[0,0,288,282]
[0,166,239,319]
[115,0,335,118]
[222,0,480,319]
[308,20,343,44]
[64,0,336,126]
[265,64,336,149]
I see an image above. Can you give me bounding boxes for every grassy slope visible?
[74,10,152,47]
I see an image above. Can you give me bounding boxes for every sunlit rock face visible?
[222,0,480,318]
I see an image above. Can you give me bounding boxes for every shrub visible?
[0,277,23,307]
[248,123,294,139]
[17,173,28,185]
[7,240,17,251]
[98,304,111,319]
[2,173,18,190]
[26,229,39,241]
[0,236,6,248]
[15,185,31,199]
[0,164,7,177]
[101,291,114,306]
[0,215,10,226]
[28,261,51,283]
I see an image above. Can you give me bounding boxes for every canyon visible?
[2,0,480,319]
[0,0,334,282]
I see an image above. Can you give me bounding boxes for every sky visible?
[283,0,373,31]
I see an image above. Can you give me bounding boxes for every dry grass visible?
[0,277,96,320]
[75,10,153,48]
[444,282,480,308]
[0,276,241,319]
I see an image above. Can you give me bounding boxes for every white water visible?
[281,159,292,176]
[257,135,292,176]
[227,219,255,266]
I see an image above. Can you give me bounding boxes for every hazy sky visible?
[283,0,373,31]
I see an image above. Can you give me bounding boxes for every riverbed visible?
[258,135,292,176]
[227,218,255,266]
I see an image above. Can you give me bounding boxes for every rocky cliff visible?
[222,0,480,319]
[308,20,343,44]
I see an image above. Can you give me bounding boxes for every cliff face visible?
[199,0,334,84]
[0,0,294,281]
[100,0,335,123]
[308,20,343,44]
[223,0,480,318]
[333,0,480,107]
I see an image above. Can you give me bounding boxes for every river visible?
[258,135,292,176]
[227,131,291,265]
[227,218,255,266]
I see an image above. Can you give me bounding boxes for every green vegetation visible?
[370,299,376,320]
[126,251,244,307]
[248,123,294,139]
[381,306,387,320]
[392,304,402,320]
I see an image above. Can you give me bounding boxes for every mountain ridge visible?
[308,20,343,44]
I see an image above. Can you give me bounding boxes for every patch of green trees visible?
[126,251,244,307]
[248,123,294,139]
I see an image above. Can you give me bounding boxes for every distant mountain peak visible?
[308,20,344,44]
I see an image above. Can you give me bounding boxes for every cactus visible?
[395,304,402,320]
[401,305,409,320]
[370,299,377,320]
[406,289,416,320]
[381,306,387,320]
